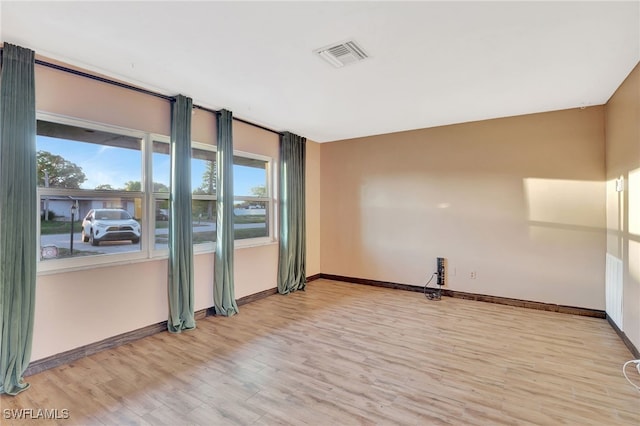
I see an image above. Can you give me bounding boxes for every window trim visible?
[149,135,171,257]
[232,149,276,248]
[34,113,278,274]
[191,141,217,254]
[36,112,148,273]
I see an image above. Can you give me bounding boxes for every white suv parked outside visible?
[82,208,141,246]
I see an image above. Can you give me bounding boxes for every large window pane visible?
[192,148,216,196]
[232,155,271,242]
[191,145,216,248]
[152,141,170,193]
[37,119,144,264]
[37,121,142,190]
[40,195,142,261]
[233,156,267,197]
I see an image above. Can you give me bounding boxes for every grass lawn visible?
[234,227,268,240]
[158,216,265,228]
[40,220,83,235]
[190,227,268,243]
[234,215,266,224]
[193,231,215,244]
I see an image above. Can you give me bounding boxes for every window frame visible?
[191,141,217,254]
[36,112,149,273]
[34,113,277,274]
[149,135,171,257]
[233,149,275,248]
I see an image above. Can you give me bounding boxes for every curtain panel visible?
[277,132,306,294]
[0,44,37,395]
[214,109,239,316]
[168,95,195,333]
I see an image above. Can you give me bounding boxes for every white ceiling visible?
[2,1,639,142]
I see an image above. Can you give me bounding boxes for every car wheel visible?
[131,238,140,244]
[82,230,89,243]
[90,231,100,246]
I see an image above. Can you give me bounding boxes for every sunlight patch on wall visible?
[629,240,640,285]
[606,178,623,231]
[629,168,640,237]
[524,178,605,228]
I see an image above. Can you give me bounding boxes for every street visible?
[40,222,267,256]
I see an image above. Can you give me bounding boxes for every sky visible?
[37,136,266,195]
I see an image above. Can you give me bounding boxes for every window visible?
[233,154,271,241]
[37,116,145,269]
[36,113,275,272]
[152,139,170,251]
[191,144,217,249]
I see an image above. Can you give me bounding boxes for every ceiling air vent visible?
[314,40,369,68]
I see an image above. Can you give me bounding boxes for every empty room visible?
[1,1,639,425]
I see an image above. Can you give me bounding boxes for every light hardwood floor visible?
[2,279,639,425]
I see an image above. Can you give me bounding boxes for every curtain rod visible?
[34,58,176,102]
[1,48,283,136]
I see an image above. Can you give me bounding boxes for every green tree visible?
[196,161,217,195]
[37,151,87,189]
[194,162,217,220]
[250,185,267,197]
[122,181,169,192]
[95,184,115,190]
[123,181,141,191]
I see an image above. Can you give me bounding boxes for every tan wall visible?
[36,64,171,136]
[605,63,640,349]
[306,140,321,276]
[33,262,168,360]
[321,108,606,309]
[233,120,280,299]
[31,60,279,360]
[192,108,217,146]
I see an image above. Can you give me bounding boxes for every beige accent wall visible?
[192,108,217,145]
[33,262,169,361]
[321,108,606,309]
[30,60,279,360]
[36,64,171,136]
[233,120,280,299]
[605,63,640,349]
[306,140,322,276]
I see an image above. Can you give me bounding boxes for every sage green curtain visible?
[277,132,306,294]
[168,95,195,333]
[0,44,37,395]
[214,110,239,316]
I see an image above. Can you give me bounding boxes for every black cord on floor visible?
[424,273,440,300]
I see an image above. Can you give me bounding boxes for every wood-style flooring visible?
[2,279,639,425]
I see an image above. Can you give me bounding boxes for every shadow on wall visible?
[608,167,640,288]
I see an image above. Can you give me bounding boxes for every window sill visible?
[36,255,160,276]
[235,238,278,250]
[36,238,279,275]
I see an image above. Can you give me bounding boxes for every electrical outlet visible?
[470,271,477,279]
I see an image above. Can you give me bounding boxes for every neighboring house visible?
[41,197,137,220]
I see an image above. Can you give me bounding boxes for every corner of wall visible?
[306,139,321,277]
[604,61,640,352]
